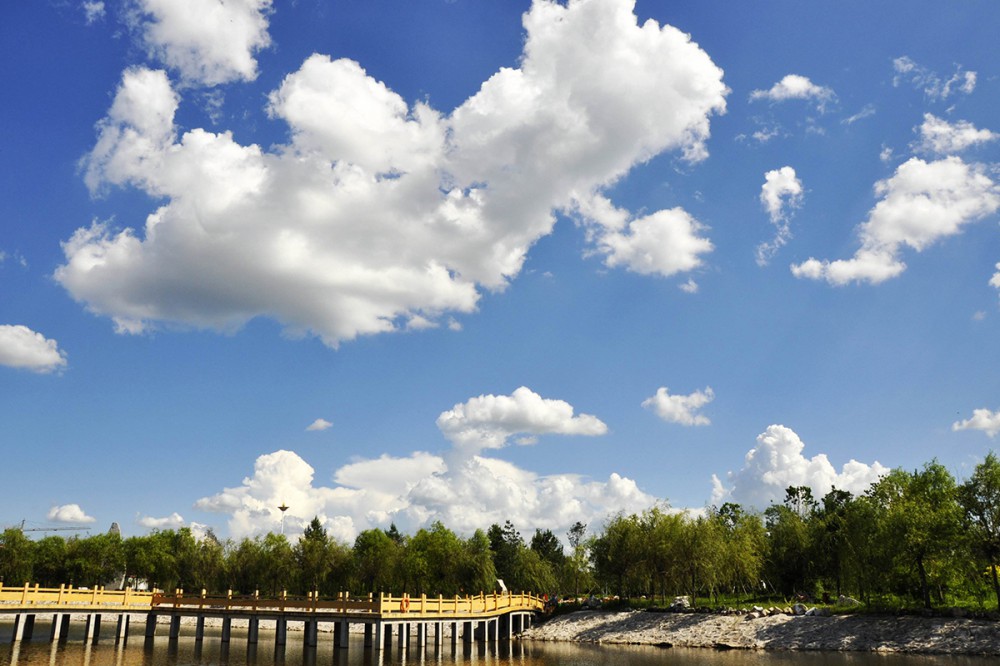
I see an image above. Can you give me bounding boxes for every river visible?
[1,633,995,666]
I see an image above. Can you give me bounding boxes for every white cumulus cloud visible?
[0,325,68,374]
[83,1,105,25]
[713,424,888,508]
[916,114,998,155]
[436,386,607,455]
[194,386,647,540]
[750,74,835,111]
[48,504,96,524]
[756,166,803,266]
[58,0,727,347]
[127,0,272,86]
[306,418,333,432]
[953,409,1000,438]
[791,157,1000,285]
[137,512,186,529]
[642,386,714,426]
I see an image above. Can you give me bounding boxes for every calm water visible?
[0,621,995,666]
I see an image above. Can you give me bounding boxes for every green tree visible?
[64,533,124,588]
[32,536,68,587]
[565,521,590,599]
[0,528,34,585]
[591,513,643,600]
[459,529,496,594]
[871,463,963,608]
[353,528,399,593]
[958,452,1000,609]
[296,517,332,593]
[763,504,811,596]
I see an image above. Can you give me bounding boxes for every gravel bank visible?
[521,610,1000,655]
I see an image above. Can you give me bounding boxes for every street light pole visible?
[278,503,289,535]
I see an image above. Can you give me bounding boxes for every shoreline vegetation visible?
[522,609,1000,656]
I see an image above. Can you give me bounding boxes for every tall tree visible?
[958,452,1000,609]
[0,528,34,585]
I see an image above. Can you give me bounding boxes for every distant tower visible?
[278,503,289,535]
[108,522,121,537]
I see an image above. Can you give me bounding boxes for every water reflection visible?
[2,633,996,666]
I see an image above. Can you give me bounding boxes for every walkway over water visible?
[0,584,544,653]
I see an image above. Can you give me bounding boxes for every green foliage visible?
[0,528,34,585]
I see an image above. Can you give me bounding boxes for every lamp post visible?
[278,503,289,535]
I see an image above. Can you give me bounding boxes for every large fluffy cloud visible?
[756,166,803,266]
[0,325,68,374]
[48,504,96,524]
[712,424,888,508]
[953,409,1000,438]
[642,386,714,426]
[791,157,1000,285]
[126,0,272,86]
[58,0,727,347]
[196,387,651,540]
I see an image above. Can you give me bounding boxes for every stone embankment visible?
[521,609,1000,655]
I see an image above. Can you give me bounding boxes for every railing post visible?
[57,584,65,605]
[21,582,29,605]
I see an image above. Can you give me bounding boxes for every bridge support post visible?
[450,621,458,651]
[247,617,259,644]
[462,620,473,646]
[416,622,426,648]
[220,617,232,643]
[144,613,157,639]
[11,614,33,643]
[334,620,349,649]
[194,616,205,642]
[303,619,318,648]
[500,614,511,641]
[275,618,287,646]
[397,622,407,650]
[168,615,181,640]
[84,613,100,643]
[115,614,129,643]
[363,622,373,647]
[49,614,69,642]
[432,621,442,649]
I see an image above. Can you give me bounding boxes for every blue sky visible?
[2,0,998,541]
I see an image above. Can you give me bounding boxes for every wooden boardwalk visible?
[0,583,545,652]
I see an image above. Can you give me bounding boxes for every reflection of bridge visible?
[0,584,544,653]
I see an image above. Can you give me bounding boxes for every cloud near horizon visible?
[48,504,97,524]
[57,0,727,348]
[195,387,651,541]
[712,424,888,508]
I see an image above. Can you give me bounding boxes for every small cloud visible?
[953,408,1000,437]
[436,386,607,455]
[447,317,462,331]
[83,1,105,25]
[750,74,836,111]
[679,278,699,294]
[306,418,333,432]
[842,104,876,125]
[47,504,96,524]
[0,325,68,374]
[137,512,186,529]
[756,166,803,266]
[973,311,986,321]
[642,386,714,426]
[893,56,976,100]
[915,114,998,155]
[879,145,894,163]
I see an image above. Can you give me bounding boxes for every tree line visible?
[3,454,1000,611]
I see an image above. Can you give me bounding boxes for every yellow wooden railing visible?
[0,583,154,610]
[1,583,544,618]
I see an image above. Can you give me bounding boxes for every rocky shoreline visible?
[520,610,1000,655]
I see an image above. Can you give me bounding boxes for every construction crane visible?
[16,520,90,534]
